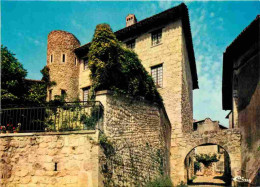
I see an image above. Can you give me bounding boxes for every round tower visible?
[47,30,80,102]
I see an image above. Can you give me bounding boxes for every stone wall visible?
[47,30,80,101]
[0,131,102,187]
[171,129,241,185]
[96,91,171,186]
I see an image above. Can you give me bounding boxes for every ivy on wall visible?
[88,24,162,105]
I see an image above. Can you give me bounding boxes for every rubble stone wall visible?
[96,91,171,186]
[47,30,80,101]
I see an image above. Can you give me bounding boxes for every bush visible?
[145,176,173,187]
[194,161,201,172]
[88,24,162,105]
[195,153,219,167]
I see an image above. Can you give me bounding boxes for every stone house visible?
[46,3,199,184]
[193,118,227,134]
[46,3,198,132]
[222,15,260,185]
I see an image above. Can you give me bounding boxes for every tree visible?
[1,45,55,107]
[88,24,162,105]
[1,45,27,106]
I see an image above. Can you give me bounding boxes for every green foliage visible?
[176,181,188,187]
[80,114,96,130]
[145,176,173,187]
[41,66,56,87]
[80,105,103,130]
[190,175,197,181]
[24,83,47,106]
[194,161,201,172]
[1,45,27,105]
[49,95,66,107]
[195,153,219,167]
[99,133,115,157]
[1,45,55,107]
[88,24,162,105]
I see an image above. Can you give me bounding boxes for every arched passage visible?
[170,129,241,186]
[184,143,232,186]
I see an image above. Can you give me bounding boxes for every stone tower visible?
[47,30,80,101]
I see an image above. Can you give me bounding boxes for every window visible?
[126,39,135,49]
[151,29,162,46]
[84,60,88,70]
[49,90,52,101]
[50,55,53,63]
[61,89,66,98]
[83,87,90,102]
[151,64,163,88]
[75,58,77,66]
[62,54,66,63]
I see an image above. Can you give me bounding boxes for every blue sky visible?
[1,1,259,126]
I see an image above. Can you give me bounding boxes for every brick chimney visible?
[126,14,137,27]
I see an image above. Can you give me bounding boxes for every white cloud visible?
[189,5,229,127]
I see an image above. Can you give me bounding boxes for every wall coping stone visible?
[0,130,96,138]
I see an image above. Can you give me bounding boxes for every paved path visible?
[188,175,231,187]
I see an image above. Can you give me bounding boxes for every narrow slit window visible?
[62,54,66,63]
[75,58,77,66]
[50,55,53,63]
[151,64,163,88]
[61,89,66,98]
[49,90,52,101]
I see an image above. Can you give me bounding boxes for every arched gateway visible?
[170,129,241,186]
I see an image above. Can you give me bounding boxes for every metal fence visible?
[0,101,103,133]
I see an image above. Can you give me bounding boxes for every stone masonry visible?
[0,91,171,186]
[0,131,102,187]
[171,128,241,185]
[96,91,171,186]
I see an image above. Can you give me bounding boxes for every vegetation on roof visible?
[88,24,163,105]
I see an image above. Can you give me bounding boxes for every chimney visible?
[126,14,137,27]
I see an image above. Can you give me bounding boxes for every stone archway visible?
[170,129,241,186]
[184,143,232,186]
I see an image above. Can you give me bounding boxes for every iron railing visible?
[0,101,103,133]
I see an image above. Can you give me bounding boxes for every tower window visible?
[62,54,66,63]
[50,55,53,63]
[151,64,163,88]
[84,60,88,70]
[126,39,135,49]
[49,90,52,101]
[83,87,90,102]
[75,58,77,66]
[151,29,162,46]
